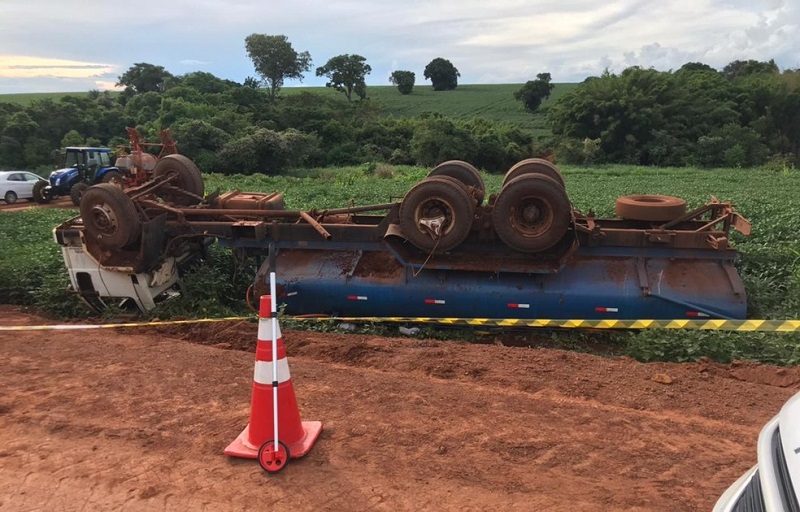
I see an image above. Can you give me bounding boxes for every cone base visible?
[224,421,323,459]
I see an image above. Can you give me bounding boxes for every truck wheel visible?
[492,174,571,253]
[502,158,566,189]
[101,170,125,188]
[153,154,204,206]
[32,180,51,204]
[428,160,485,205]
[80,184,141,250]
[615,195,686,222]
[4,191,17,204]
[70,183,89,206]
[399,177,474,253]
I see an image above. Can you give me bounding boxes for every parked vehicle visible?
[0,170,47,204]
[33,147,123,206]
[714,390,800,511]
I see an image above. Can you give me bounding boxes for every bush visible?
[217,127,319,174]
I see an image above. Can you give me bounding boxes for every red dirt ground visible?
[2,305,799,511]
[0,196,74,212]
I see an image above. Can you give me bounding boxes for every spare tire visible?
[502,158,566,189]
[615,195,687,222]
[399,176,474,253]
[80,184,141,250]
[428,160,485,205]
[153,154,204,205]
[492,174,571,253]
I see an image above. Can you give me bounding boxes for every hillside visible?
[285,83,578,135]
[0,83,579,135]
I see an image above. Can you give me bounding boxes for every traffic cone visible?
[224,295,322,461]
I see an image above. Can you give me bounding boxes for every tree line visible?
[0,67,531,174]
[0,31,797,174]
[547,61,800,167]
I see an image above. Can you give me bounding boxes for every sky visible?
[0,0,798,94]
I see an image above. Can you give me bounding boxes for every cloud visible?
[0,55,117,79]
[1,0,799,93]
[179,59,211,67]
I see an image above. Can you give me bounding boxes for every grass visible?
[1,163,799,364]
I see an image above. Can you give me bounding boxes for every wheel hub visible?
[90,203,118,235]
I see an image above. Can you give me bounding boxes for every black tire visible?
[615,195,687,222]
[399,176,474,252]
[4,191,17,204]
[101,170,125,188]
[70,183,89,206]
[80,184,141,250]
[153,154,204,206]
[502,158,566,189]
[32,180,51,204]
[492,174,571,253]
[428,160,485,204]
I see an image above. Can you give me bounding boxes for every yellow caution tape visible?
[1,316,799,332]
[0,316,252,331]
[293,317,800,332]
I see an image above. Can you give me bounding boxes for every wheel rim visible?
[510,197,554,237]
[258,441,290,473]
[89,202,120,237]
[413,195,456,240]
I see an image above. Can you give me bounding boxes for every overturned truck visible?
[54,156,752,319]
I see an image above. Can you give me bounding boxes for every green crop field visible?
[285,83,579,134]
[0,91,100,106]
[1,163,798,364]
[0,83,577,134]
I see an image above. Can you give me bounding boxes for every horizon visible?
[1,0,798,95]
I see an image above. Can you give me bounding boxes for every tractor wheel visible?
[32,180,51,204]
[4,191,17,204]
[492,174,571,253]
[428,160,485,205]
[80,184,141,250]
[153,154,204,206]
[399,176,474,253]
[70,183,89,206]
[614,195,686,222]
[502,158,566,189]
[101,170,125,188]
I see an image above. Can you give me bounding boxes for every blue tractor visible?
[33,147,125,206]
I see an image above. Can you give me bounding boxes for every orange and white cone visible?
[224,295,322,464]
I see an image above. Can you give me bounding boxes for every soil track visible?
[0,196,74,212]
[2,305,799,511]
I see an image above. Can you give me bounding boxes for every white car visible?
[714,391,800,511]
[0,170,47,204]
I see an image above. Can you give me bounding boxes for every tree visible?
[514,73,555,113]
[117,63,174,94]
[245,34,312,100]
[424,58,460,91]
[61,130,84,147]
[678,62,717,74]
[389,70,415,95]
[315,54,372,101]
[722,59,779,81]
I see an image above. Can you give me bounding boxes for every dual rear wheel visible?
[400,158,571,254]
